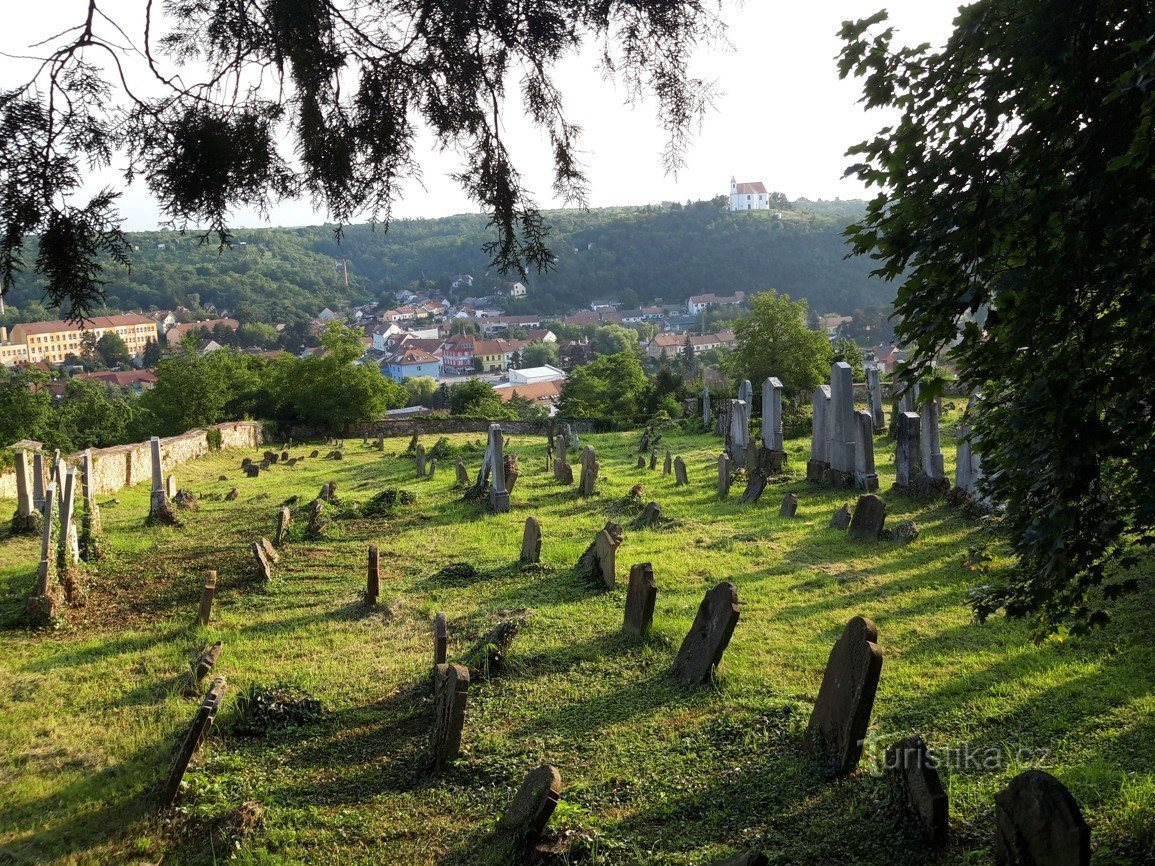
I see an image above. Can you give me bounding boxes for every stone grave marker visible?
[886,735,948,845]
[366,545,381,604]
[827,362,856,485]
[431,664,470,770]
[165,474,178,500]
[416,444,426,478]
[848,494,887,540]
[829,503,852,530]
[148,436,179,524]
[673,456,688,486]
[702,385,712,424]
[32,451,46,510]
[896,411,922,487]
[649,450,658,471]
[779,493,798,517]
[623,563,657,636]
[807,385,832,481]
[259,537,280,564]
[428,458,438,479]
[434,612,448,666]
[252,541,274,581]
[26,482,58,622]
[12,449,37,533]
[305,499,327,539]
[159,676,226,809]
[717,453,731,497]
[577,522,623,588]
[264,450,278,464]
[195,641,223,683]
[503,453,519,494]
[520,517,542,564]
[854,409,879,491]
[487,424,511,513]
[636,455,646,469]
[455,457,469,485]
[636,501,664,528]
[244,464,260,478]
[995,770,1090,865]
[672,582,740,685]
[496,764,562,849]
[60,467,80,566]
[866,364,886,431]
[225,487,239,501]
[275,506,291,545]
[663,449,672,475]
[578,451,599,497]
[806,615,883,776]
[727,398,750,466]
[309,449,320,458]
[920,395,946,480]
[199,570,217,626]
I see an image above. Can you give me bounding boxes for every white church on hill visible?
[729,177,770,211]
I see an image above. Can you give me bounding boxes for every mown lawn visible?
[0,420,1152,865]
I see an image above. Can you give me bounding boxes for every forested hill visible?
[3,197,888,323]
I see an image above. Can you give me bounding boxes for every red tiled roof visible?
[17,313,155,335]
[734,181,768,195]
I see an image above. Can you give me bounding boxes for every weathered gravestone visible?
[434,612,448,666]
[159,676,226,809]
[553,456,574,485]
[275,506,291,545]
[165,474,178,500]
[578,449,599,497]
[806,385,832,482]
[807,615,883,776]
[11,449,39,534]
[827,362,856,485]
[995,770,1090,866]
[252,541,275,581]
[649,449,658,471]
[848,494,887,541]
[225,487,239,501]
[717,453,731,497]
[673,456,688,486]
[416,444,427,478]
[672,582,740,684]
[503,453,518,494]
[199,570,217,626]
[486,424,511,513]
[428,458,438,479]
[727,398,750,466]
[195,641,223,683]
[635,501,665,529]
[520,517,542,564]
[147,436,180,525]
[496,764,562,850]
[264,450,278,464]
[779,493,798,517]
[895,411,922,488]
[623,563,657,636]
[866,364,886,431]
[636,454,646,469]
[79,449,102,562]
[702,385,712,425]
[32,451,46,510]
[854,409,879,492]
[663,449,672,475]
[258,537,280,564]
[830,503,852,530]
[60,467,80,567]
[26,482,59,623]
[455,457,469,485]
[431,663,470,770]
[305,499,327,540]
[366,545,381,605]
[309,449,320,458]
[886,735,948,845]
[244,464,260,478]
[577,522,623,588]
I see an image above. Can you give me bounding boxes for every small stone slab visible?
[252,541,274,582]
[431,664,469,770]
[553,458,573,485]
[637,501,664,528]
[455,458,470,485]
[673,456,688,486]
[497,764,562,847]
[275,506,291,544]
[224,487,239,501]
[623,563,657,636]
[649,450,658,470]
[636,455,646,469]
[663,449,672,475]
[671,582,740,685]
[258,537,280,564]
[244,464,260,478]
[806,615,883,776]
[578,458,599,497]
[520,517,542,564]
[779,493,798,517]
[848,494,886,540]
[198,571,217,626]
[366,545,381,604]
[886,735,948,845]
[717,453,731,497]
[995,770,1090,866]
[195,641,223,683]
[159,676,225,810]
[434,612,448,666]
[577,522,623,588]
[830,503,852,530]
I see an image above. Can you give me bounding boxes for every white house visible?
[729,178,770,211]
[508,365,566,385]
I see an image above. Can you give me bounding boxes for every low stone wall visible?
[0,421,263,500]
[293,417,603,440]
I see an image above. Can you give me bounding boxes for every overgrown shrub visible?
[206,427,223,450]
[361,489,418,517]
[232,682,325,737]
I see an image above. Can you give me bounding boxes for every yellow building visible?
[8,314,159,365]
[472,339,510,373]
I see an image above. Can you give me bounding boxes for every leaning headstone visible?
[717,453,731,497]
[779,493,798,517]
[994,770,1090,866]
[866,365,886,431]
[274,506,292,545]
[886,735,948,845]
[195,641,223,683]
[848,494,887,541]
[853,409,879,491]
[252,541,274,581]
[895,412,922,488]
[577,522,623,588]
[431,664,470,770]
[806,615,883,776]
[503,453,518,494]
[159,676,226,809]
[671,582,740,685]
[623,563,657,636]
[225,487,239,501]
[305,499,327,540]
[199,570,217,626]
[806,385,832,481]
[636,501,665,528]
[673,456,688,486]
[496,764,562,850]
[26,482,58,623]
[366,545,380,604]
[416,444,427,478]
[553,457,573,485]
[830,503,852,530]
[434,612,448,666]
[520,517,542,564]
[663,449,672,475]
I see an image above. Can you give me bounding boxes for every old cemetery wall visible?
[303,416,603,439]
[0,421,262,499]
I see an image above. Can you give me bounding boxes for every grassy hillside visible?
[2,199,884,324]
[0,420,1152,864]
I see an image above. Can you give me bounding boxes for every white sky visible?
[1,1,961,230]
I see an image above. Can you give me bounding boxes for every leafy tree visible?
[521,342,559,368]
[141,350,263,434]
[79,331,98,366]
[142,338,163,368]
[510,350,523,370]
[840,4,1155,634]
[404,376,438,407]
[591,324,638,357]
[448,378,512,418]
[724,290,832,397]
[95,332,131,368]
[0,368,53,448]
[3,1,721,317]
[55,379,138,450]
[832,337,864,381]
[505,393,547,420]
[680,333,697,378]
[558,352,648,424]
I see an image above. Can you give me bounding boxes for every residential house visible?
[383,347,442,381]
[165,318,241,346]
[645,330,737,359]
[495,280,527,297]
[493,379,564,415]
[819,315,854,338]
[473,338,511,373]
[686,291,746,315]
[477,315,542,336]
[441,333,476,373]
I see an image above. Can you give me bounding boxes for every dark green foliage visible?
[840,2,1155,633]
[361,489,417,517]
[448,378,515,418]
[724,290,833,398]
[94,332,130,368]
[232,682,325,737]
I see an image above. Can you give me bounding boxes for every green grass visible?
[0,421,1152,865]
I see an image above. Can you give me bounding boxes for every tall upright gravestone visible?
[866,364,886,431]
[853,409,879,492]
[673,456,689,487]
[827,362,856,485]
[11,448,38,534]
[26,481,58,622]
[806,615,883,776]
[895,412,922,488]
[32,451,46,511]
[806,385,832,482]
[623,563,657,636]
[520,517,542,564]
[487,424,510,513]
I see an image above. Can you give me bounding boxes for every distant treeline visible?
[3,197,888,324]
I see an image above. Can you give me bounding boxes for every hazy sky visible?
[2,1,961,230]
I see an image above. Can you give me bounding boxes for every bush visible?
[206,427,223,450]
[361,489,418,516]
[232,682,325,737]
